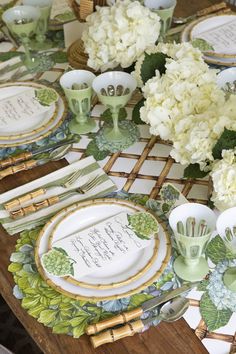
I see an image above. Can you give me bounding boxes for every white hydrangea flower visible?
[132,42,209,87]
[140,44,225,143]
[210,149,236,211]
[82,0,161,71]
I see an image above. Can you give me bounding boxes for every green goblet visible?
[23,0,53,50]
[60,70,96,135]
[169,203,216,282]
[92,71,138,151]
[217,207,236,292]
[2,6,41,69]
[144,0,176,40]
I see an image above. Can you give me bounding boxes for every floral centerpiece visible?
[82,0,161,72]
[132,42,236,211]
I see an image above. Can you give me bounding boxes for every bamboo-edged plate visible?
[189,15,236,58]
[35,198,171,301]
[181,17,236,67]
[46,200,160,289]
[0,82,67,147]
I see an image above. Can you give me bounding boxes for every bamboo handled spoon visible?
[90,296,189,348]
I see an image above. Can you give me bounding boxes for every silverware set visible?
[86,282,197,348]
[9,173,103,219]
[0,138,77,180]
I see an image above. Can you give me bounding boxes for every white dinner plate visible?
[35,198,171,301]
[181,17,236,67]
[0,82,57,140]
[0,82,67,147]
[190,15,236,58]
[46,200,160,289]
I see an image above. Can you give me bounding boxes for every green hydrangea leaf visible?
[200,293,232,331]
[206,235,227,264]
[191,38,214,52]
[50,297,62,306]
[8,263,22,273]
[212,128,236,159]
[128,193,149,206]
[72,320,88,338]
[38,309,57,325]
[100,108,127,123]
[22,297,40,309]
[132,98,145,124]
[184,164,209,179]
[197,279,209,291]
[85,140,109,161]
[18,277,30,290]
[140,52,168,85]
[28,304,46,318]
[128,293,153,309]
[49,51,68,63]
[70,314,90,327]
[52,322,71,334]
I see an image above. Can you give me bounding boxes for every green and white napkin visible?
[0,156,117,235]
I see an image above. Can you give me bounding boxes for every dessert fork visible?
[10,174,103,219]
[4,169,85,211]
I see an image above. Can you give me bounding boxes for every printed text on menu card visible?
[52,212,152,279]
[196,18,236,53]
[0,89,50,128]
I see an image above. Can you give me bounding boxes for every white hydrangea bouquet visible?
[82,0,161,72]
[131,42,236,211]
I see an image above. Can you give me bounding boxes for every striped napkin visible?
[0,156,117,235]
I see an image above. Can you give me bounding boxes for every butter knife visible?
[86,282,198,335]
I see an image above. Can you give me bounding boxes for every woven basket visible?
[67,39,96,72]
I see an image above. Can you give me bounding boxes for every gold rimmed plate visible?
[35,198,171,301]
[189,14,236,59]
[46,200,160,289]
[0,82,68,147]
[0,82,58,140]
[181,16,236,67]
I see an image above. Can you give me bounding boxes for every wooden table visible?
[0,0,228,353]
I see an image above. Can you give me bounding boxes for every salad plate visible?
[35,198,171,301]
[181,16,236,67]
[0,82,67,147]
[190,15,236,58]
[46,200,160,289]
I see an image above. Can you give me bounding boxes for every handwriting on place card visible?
[0,89,50,128]
[194,18,236,54]
[50,212,153,278]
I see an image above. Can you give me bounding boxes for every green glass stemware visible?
[2,6,41,70]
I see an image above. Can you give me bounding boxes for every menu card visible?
[194,18,236,53]
[0,89,50,128]
[44,212,154,278]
